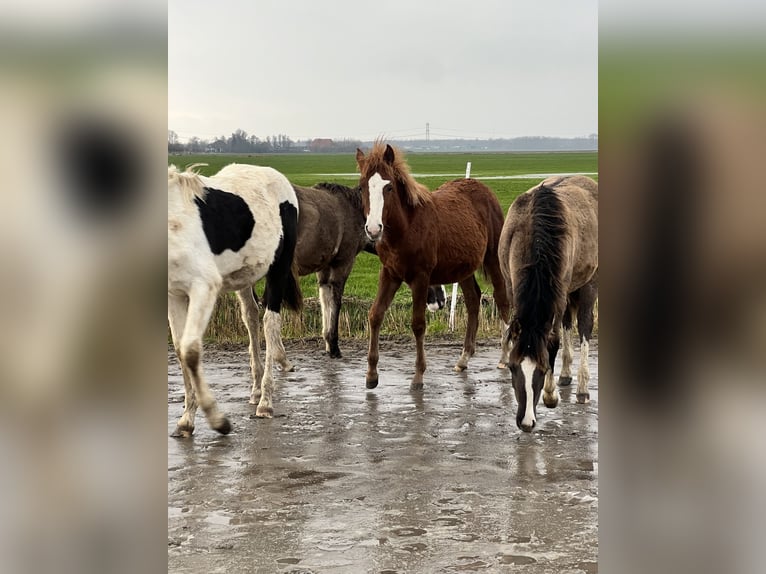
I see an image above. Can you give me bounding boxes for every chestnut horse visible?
[498,175,598,432]
[264,181,451,360]
[356,142,511,390]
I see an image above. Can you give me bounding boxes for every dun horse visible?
[498,175,598,432]
[288,182,373,358]
[168,163,302,436]
[286,182,451,358]
[356,142,511,390]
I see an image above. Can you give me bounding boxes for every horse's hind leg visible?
[179,282,231,435]
[256,309,284,418]
[455,276,481,372]
[558,301,576,387]
[236,287,264,405]
[575,281,598,404]
[169,294,197,437]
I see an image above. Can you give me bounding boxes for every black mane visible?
[314,181,364,212]
[513,184,567,363]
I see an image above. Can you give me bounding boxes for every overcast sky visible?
[169,0,597,142]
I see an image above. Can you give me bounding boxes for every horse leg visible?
[497,281,513,369]
[256,309,285,417]
[409,277,430,390]
[455,276,481,371]
[366,268,402,389]
[169,294,197,437]
[558,300,576,386]
[543,326,561,408]
[317,269,335,356]
[329,269,350,358]
[575,281,598,404]
[319,265,350,359]
[180,281,231,435]
[235,287,264,405]
[485,256,513,369]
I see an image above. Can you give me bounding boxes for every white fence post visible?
[449,162,471,331]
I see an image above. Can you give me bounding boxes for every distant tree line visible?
[168,129,363,154]
[168,129,597,154]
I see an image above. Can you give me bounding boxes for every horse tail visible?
[514,184,567,355]
[281,260,303,313]
[263,200,303,314]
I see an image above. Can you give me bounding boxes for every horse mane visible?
[314,181,364,212]
[168,163,208,204]
[513,184,568,362]
[362,141,432,207]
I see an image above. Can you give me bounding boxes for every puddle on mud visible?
[169,337,598,572]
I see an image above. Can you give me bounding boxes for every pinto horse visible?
[427,284,447,312]
[356,142,511,390]
[168,163,302,436]
[498,175,598,432]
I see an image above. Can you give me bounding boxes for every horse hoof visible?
[497,362,508,369]
[214,418,232,435]
[279,363,295,373]
[366,376,379,389]
[543,394,559,408]
[454,363,468,372]
[329,348,342,359]
[170,426,193,438]
[576,392,590,404]
[255,405,274,418]
[410,381,424,391]
[558,376,573,387]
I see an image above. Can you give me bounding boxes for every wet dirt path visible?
[169,338,598,573]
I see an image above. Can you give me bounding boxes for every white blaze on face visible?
[521,357,537,428]
[365,172,389,239]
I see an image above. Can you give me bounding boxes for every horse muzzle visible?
[365,224,383,242]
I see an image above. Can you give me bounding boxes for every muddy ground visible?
[168,338,598,573]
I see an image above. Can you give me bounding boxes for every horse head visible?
[508,321,553,432]
[356,144,396,242]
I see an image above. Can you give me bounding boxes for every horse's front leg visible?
[543,326,561,408]
[409,277,430,390]
[235,287,264,405]
[558,324,574,387]
[366,268,401,389]
[320,266,350,359]
[484,254,512,369]
[317,269,336,356]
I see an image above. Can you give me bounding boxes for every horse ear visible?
[384,144,395,164]
[355,148,365,167]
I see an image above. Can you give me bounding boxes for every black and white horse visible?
[168,163,302,437]
[427,284,447,312]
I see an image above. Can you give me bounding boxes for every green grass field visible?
[169,151,597,341]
